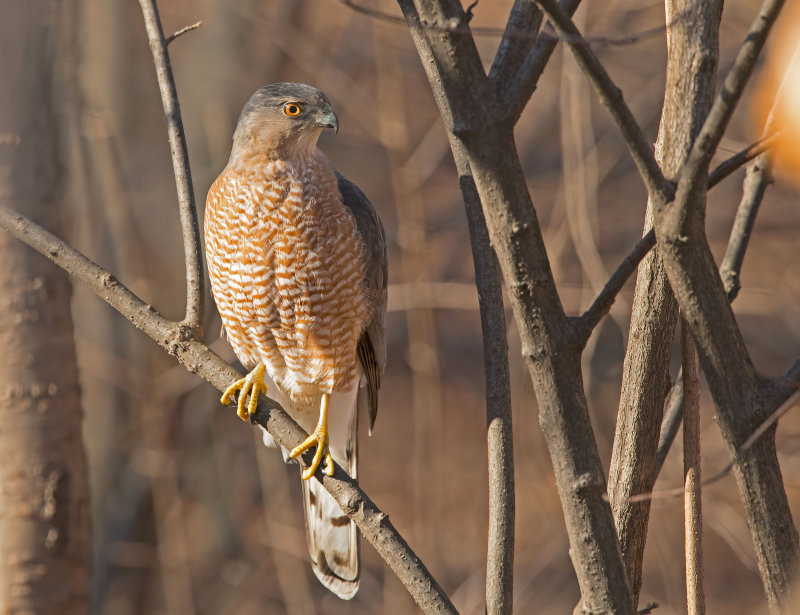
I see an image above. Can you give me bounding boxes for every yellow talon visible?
[290,393,334,479]
[221,362,268,421]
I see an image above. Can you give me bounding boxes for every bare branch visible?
[631,387,800,504]
[165,20,202,45]
[719,41,799,299]
[488,0,542,88]
[138,0,204,338]
[674,0,786,202]
[719,155,772,301]
[533,0,671,200]
[706,133,779,189]
[0,204,459,615]
[682,320,705,615]
[607,0,720,602]
[655,369,683,476]
[502,0,581,123]
[398,2,633,612]
[575,229,655,345]
[453,149,515,615]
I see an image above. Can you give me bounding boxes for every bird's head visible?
[230,82,339,164]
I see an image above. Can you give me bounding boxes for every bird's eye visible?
[283,103,302,117]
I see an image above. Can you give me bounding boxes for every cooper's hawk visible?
[204,83,387,599]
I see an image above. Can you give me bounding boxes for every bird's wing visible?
[336,171,387,431]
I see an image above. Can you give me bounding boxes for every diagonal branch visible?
[574,229,655,345]
[533,0,671,200]
[706,133,779,189]
[501,0,581,123]
[0,204,459,615]
[488,0,542,88]
[674,0,786,203]
[138,0,205,338]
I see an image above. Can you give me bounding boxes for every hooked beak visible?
[316,106,339,134]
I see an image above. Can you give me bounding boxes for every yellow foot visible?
[290,393,334,479]
[221,363,267,421]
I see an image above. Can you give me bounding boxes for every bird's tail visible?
[301,387,361,599]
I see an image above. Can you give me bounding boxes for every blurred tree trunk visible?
[0,1,90,613]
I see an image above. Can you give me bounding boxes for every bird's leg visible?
[220,362,268,421]
[290,393,334,479]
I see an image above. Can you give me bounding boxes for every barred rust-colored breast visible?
[205,152,370,404]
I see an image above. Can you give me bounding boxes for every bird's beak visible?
[316,105,339,134]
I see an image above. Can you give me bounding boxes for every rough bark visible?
[397,2,634,612]
[452,144,515,615]
[653,2,799,610]
[0,1,90,612]
[607,0,721,602]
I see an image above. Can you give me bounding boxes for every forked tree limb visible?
[398,2,635,613]
[502,0,582,123]
[672,0,786,210]
[652,0,799,608]
[488,0,542,87]
[0,203,460,615]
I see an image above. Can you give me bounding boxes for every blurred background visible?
[42,0,800,613]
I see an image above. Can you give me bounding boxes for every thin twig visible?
[706,132,779,189]
[682,319,705,615]
[165,20,202,45]
[0,203,459,615]
[655,369,683,476]
[627,388,800,503]
[138,0,204,338]
[575,229,654,345]
[534,0,671,200]
[719,42,800,300]
[637,601,660,614]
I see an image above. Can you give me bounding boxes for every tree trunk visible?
[0,2,91,613]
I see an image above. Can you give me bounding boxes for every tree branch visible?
[682,319,705,615]
[138,0,204,338]
[453,147,515,615]
[607,0,721,602]
[398,2,634,613]
[706,133,779,189]
[488,0,542,89]
[0,204,459,615]
[533,0,671,200]
[674,0,786,205]
[574,229,654,345]
[651,2,799,603]
[501,0,581,122]
[165,21,202,46]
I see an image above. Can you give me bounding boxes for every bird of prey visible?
[204,83,387,599]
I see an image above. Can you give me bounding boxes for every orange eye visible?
[284,103,302,117]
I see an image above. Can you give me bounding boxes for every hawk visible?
[204,83,387,599]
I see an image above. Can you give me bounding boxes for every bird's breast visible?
[205,155,371,403]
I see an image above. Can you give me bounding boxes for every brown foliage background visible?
[53,0,800,613]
